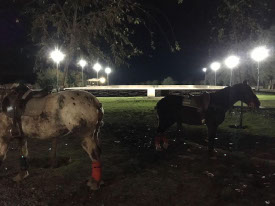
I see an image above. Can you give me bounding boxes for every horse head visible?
[235,80,260,109]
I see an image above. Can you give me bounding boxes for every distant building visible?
[87,78,106,86]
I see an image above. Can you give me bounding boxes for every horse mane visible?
[209,86,232,109]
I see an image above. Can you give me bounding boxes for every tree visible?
[209,0,272,85]
[161,76,177,85]
[25,0,179,87]
[26,0,144,87]
[35,68,63,88]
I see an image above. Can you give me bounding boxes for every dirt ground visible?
[1,114,275,205]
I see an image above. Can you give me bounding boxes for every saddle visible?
[182,92,210,112]
[182,92,211,124]
[1,84,52,137]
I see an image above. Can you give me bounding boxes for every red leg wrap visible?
[92,161,102,182]
[162,136,168,144]
[155,136,161,145]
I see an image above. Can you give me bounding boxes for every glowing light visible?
[251,46,269,62]
[93,63,102,72]
[225,55,240,69]
[210,62,221,72]
[202,68,207,72]
[99,77,106,84]
[50,48,65,64]
[105,67,111,74]
[251,46,269,91]
[78,59,87,68]
[225,56,239,86]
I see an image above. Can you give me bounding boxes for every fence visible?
[64,85,226,97]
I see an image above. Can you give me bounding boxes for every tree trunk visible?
[61,4,78,88]
[61,47,73,88]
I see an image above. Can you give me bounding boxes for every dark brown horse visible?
[155,81,260,154]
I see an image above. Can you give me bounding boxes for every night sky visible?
[114,0,215,84]
[0,1,273,85]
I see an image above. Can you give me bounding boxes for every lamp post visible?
[105,67,111,85]
[202,68,207,85]
[251,46,269,91]
[224,55,240,86]
[78,59,87,86]
[210,62,221,86]
[50,48,65,91]
[99,77,106,85]
[93,63,102,85]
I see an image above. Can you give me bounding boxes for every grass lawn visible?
[1,95,275,205]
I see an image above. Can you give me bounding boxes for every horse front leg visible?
[81,132,103,190]
[13,137,29,182]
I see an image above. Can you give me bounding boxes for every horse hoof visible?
[87,178,100,190]
[163,143,169,150]
[155,144,162,151]
[99,180,104,186]
[13,171,29,182]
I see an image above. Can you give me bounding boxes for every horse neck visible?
[210,86,240,111]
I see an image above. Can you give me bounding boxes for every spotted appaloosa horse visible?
[155,81,260,154]
[0,86,104,190]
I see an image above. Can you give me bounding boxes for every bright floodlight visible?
[78,59,87,68]
[251,46,269,62]
[202,68,207,72]
[210,62,221,71]
[93,63,102,72]
[50,48,65,64]
[105,67,111,74]
[99,77,106,84]
[251,46,269,91]
[225,55,240,69]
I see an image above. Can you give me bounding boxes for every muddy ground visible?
[0,108,275,206]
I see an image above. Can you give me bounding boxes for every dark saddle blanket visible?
[2,86,52,118]
[182,92,210,112]
[1,84,52,137]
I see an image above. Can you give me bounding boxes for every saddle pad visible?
[182,93,210,112]
[182,99,200,108]
[23,96,47,117]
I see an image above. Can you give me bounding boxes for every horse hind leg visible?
[156,119,176,151]
[81,130,102,190]
[13,137,29,182]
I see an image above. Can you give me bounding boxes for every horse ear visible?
[243,80,248,85]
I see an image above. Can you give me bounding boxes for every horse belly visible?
[21,91,100,139]
[180,106,204,125]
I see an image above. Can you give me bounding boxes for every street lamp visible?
[105,67,111,85]
[251,46,269,91]
[93,63,102,85]
[78,59,87,86]
[202,68,207,85]
[99,77,106,85]
[50,48,65,91]
[224,55,240,86]
[210,62,221,86]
